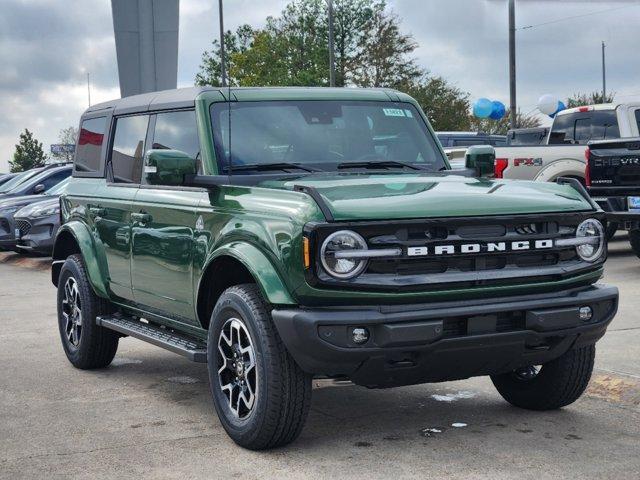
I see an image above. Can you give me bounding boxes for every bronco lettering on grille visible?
[407,239,553,257]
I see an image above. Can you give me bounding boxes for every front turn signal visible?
[303,236,310,269]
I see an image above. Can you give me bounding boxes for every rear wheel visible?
[630,230,640,259]
[491,345,595,410]
[207,284,312,450]
[57,254,119,369]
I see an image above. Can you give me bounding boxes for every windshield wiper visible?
[337,160,424,171]
[228,162,322,173]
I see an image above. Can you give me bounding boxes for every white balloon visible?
[538,94,559,115]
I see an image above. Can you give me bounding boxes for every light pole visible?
[219,0,227,87]
[508,0,516,129]
[602,41,607,102]
[327,0,336,87]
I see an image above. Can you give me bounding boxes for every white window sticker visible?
[404,109,413,118]
[383,108,405,117]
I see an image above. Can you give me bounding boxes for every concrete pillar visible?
[111,0,179,97]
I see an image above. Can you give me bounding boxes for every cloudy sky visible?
[1,0,639,171]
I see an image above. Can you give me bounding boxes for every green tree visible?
[567,91,615,108]
[9,129,47,173]
[195,0,418,88]
[470,109,542,135]
[352,9,420,87]
[403,76,471,131]
[195,25,255,86]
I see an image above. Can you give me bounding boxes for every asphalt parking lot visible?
[1,236,639,480]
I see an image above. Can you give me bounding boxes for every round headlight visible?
[575,219,604,262]
[320,230,368,279]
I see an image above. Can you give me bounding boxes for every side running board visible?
[96,315,207,363]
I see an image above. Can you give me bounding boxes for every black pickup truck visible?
[586,138,640,257]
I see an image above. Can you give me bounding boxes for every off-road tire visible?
[207,284,312,450]
[491,345,595,410]
[57,254,119,369]
[629,230,640,259]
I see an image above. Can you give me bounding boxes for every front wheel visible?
[491,345,595,410]
[57,254,119,369]
[207,284,312,450]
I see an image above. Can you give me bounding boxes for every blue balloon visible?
[550,101,567,118]
[489,101,506,120]
[473,98,493,119]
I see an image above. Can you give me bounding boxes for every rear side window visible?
[634,110,640,135]
[550,111,620,145]
[110,115,149,184]
[152,111,200,159]
[75,117,107,175]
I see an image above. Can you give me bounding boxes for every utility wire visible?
[518,4,636,30]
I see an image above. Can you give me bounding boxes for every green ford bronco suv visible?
[52,87,618,450]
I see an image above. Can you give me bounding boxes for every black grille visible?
[366,220,577,277]
[309,213,604,291]
[15,220,31,237]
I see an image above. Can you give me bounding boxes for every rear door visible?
[130,110,204,324]
[92,114,150,301]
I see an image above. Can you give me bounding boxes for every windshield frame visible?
[209,100,448,176]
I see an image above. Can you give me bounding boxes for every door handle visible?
[89,207,106,217]
[131,212,152,224]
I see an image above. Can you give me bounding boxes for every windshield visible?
[45,176,70,195]
[210,101,446,174]
[0,169,41,193]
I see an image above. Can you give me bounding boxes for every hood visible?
[14,196,59,219]
[260,174,593,221]
[0,194,53,211]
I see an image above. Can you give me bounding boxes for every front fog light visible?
[579,306,593,322]
[320,230,368,279]
[352,327,370,344]
[575,219,604,262]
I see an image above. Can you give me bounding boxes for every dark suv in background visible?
[13,178,70,255]
[0,165,71,252]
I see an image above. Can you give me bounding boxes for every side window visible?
[110,115,149,184]
[75,117,107,175]
[574,111,619,144]
[635,110,640,135]
[40,170,71,191]
[151,111,200,159]
[549,114,575,144]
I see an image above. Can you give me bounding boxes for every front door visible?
[130,110,203,324]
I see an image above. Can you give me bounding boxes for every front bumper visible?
[272,284,618,388]
[13,214,58,255]
[0,214,17,250]
[592,196,640,230]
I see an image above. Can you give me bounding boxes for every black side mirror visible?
[33,184,45,194]
[465,145,496,177]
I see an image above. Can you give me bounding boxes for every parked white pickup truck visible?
[494,102,640,183]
